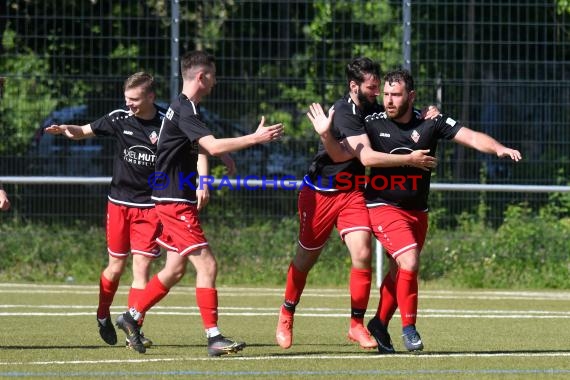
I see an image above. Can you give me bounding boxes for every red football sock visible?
[128,287,146,324]
[377,272,398,326]
[349,267,371,327]
[133,275,169,314]
[282,262,308,316]
[97,273,119,320]
[196,287,218,329]
[396,268,418,327]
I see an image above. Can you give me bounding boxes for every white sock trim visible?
[129,307,142,321]
[206,327,221,338]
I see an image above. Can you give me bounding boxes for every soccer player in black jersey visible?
[46,72,169,349]
[115,50,284,355]
[310,68,521,353]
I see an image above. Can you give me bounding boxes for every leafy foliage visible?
[260,0,400,138]
[0,27,57,154]
[0,219,106,283]
[0,22,93,155]
[423,200,570,289]
[2,198,570,288]
[557,0,570,14]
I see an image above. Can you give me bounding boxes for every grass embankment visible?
[1,201,570,289]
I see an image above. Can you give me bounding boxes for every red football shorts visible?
[297,186,371,251]
[106,201,161,258]
[368,205,428,259]
[155,202,209,256]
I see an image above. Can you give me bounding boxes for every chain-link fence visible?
[1,0,569,226]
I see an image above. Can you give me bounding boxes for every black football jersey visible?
[363,111,462,210]
[304,94,382,191]
[151,94,213,203]
[90,105,165,207]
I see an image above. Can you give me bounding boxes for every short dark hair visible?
[384,68,414,92]
[181,50,215,78]
[345,57,380,88]
[124,72,156,94]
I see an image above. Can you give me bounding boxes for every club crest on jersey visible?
[149,131,158,144]
[411,130,420,143]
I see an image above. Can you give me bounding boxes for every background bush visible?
[1,198,569,288]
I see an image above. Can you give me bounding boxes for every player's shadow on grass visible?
[230,344,570,357]
[241,342,389,356]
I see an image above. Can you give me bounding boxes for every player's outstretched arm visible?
[198,116,283,156]
[358,145,437,171]
[251,116,284,143]
[44,124,95,140]
[495,146,522,161]
[453,127,522,162]
[344,134,436,171]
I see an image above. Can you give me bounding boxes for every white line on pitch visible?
[2,351,570,367]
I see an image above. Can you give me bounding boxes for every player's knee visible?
[349,247,372,266]
[104,262,126,280]
[171,270,185,282]
[351,256,372,269]
[170,262,188,280]
[396,251,420,272]
[200,260,217,279]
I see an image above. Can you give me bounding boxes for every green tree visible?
[0,26,57,155]
[259,1,401,138]
[557,0,570,14]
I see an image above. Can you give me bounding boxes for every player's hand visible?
[45,124,85,139]
[420,105,441,120]
[220,153,236,176]
[196,186,210,211]
[0,189,10,211]
[44,125,67,135]
[497,147,522,162]
[253,116,284,144]
[307,103,334,136]
[407,149,437,171]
